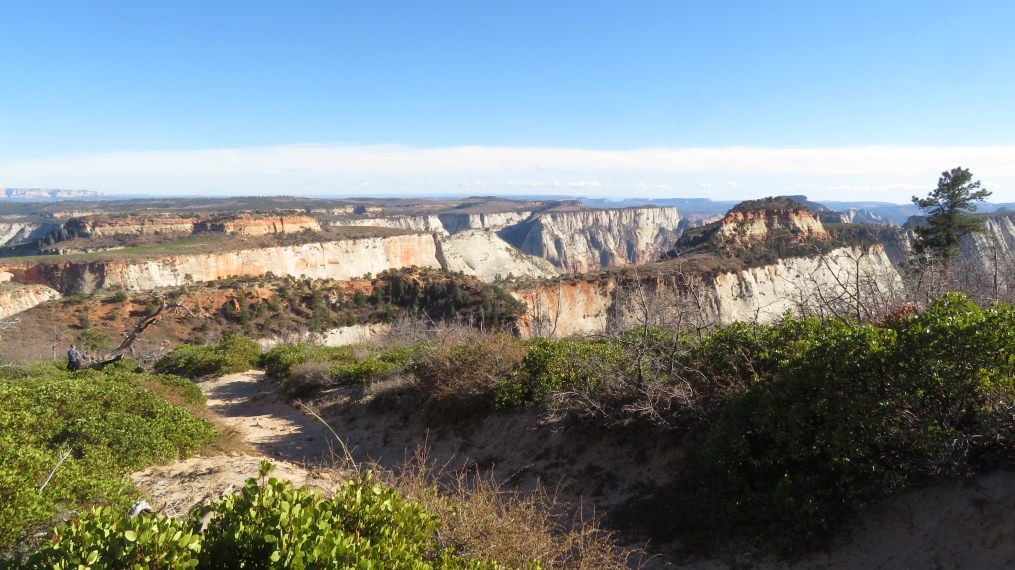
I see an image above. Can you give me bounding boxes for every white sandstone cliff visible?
[514,245,902,338]
[509,206,681,273]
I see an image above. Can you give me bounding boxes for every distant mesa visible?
[1,188,106,200]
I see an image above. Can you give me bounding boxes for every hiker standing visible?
[67,344,83,371]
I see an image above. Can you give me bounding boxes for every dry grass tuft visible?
[377,448,641,570]
[408,333,525,415]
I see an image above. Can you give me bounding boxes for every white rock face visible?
[515,246,902,338]
[0,222,61,245]
[335,211,534,236]
[0,284,61,316]
[7,235,444,293]
[437,212,533,234]
[438,229,559,282]
[511,207,681,273]
[337,215,449,235]
[842,208,898,227]
[259,323,393,350]
[960,214,1015,272]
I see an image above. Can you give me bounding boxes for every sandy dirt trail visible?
[131,371,347,517]
[197,370,339,462]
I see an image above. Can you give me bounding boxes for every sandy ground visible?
[131,371,349,517]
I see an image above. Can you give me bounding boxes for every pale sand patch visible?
[131,370,350,517]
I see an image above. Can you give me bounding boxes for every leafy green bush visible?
[0,363,217,552]
[262,343,356,380]
[494,337,629,409]
[702,294,1015,555]
[22,462,504,570]
[155,335,261,377]
[17,506,200,570]
[331,357,394,384]
[265,344,411,393]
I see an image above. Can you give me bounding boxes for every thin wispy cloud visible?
[1,145,1012,202]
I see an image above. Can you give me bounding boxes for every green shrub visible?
[266,343,405,396]
[494,337,629,409]
[336,357,393,384]
[22,462,504,570]
[0,363,217,552]
[17,506,200,570]
[74,329,112,354]
[155,335,261,377]
[261,343,313,380]
[701,294,1015,556]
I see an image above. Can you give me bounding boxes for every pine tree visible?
[911,167,991,263]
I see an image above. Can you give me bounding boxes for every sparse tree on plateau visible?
[912,167,992,263]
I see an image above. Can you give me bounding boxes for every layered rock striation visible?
[505,206,682,273]
[1,234,443,293]
[514,245,902,338]
[0,283,61,317]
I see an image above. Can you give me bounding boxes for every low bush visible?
[0,363,217,554]
[155,335,261,377]
[20,462,504,570]
[408,334,525,414]
[702,294,1015,555]
[386,449,634,570]
[494,337,630,411]
[265,343,414,397]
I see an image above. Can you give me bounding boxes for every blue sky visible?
[1,1,1013,202]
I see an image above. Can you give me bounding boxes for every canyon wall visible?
[959,214,1015,273]
[57,215,321,239]
[339,215,448,234]
[332,206,681,277]
[437,229,559,282]
[0,234,444,293]
[0,222,62,246]
[437,211,533,234]
[514,245,902,338]
[0,284,61,317]
[506,206,682,273]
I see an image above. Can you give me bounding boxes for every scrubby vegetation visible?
[262,342,412,398]
[9,285,1015,563]
[322,294,1015,558]
[18,462,506,570]
[0,360,217,555]
[198,267,525,340]
[155,334,261,377]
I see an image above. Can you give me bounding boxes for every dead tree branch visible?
[92,293,195,368]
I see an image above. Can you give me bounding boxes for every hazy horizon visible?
[2,2,1012,201]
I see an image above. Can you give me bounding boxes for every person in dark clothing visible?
[67,344,83,371]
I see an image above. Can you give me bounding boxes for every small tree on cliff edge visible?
[911,167,991,264]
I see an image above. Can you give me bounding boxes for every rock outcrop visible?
[716,207,828,243]
[330,205,680,277]
[506,206,681,273]
[437,229,559,282]
[0,283,61,317]
[338,215,449,235]
[514,245,901,338]
[0,188,104,200]
[0,234,444,293]
[842,208,898,227]
[438,211,533,234]
[0,222,62,246]
[56,215,321,240]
